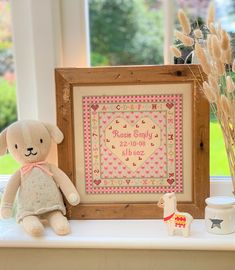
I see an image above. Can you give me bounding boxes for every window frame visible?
[2,0,232,196]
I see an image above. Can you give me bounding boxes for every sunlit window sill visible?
[0,219,235,250]
[0,175,234,250]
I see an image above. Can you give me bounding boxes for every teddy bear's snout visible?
[25,146,38,157]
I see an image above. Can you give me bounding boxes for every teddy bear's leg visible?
[21,215,44,236]
[46,210,70,235]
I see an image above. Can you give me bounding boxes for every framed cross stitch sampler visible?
[55,65,209,219]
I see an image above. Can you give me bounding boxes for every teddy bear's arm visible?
[0,170,21,219]
[49,164,80,206]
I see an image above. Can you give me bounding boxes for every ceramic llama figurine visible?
[158,192,193,237]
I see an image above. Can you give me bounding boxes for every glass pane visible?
[0,0,19,174]
[210,0,233,176]
[89,0,164,66]
[174,0,232,176]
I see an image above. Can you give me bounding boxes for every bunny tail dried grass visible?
[217,21,222,38]
[203,81,217,103]
[207,34,213,56]
[178,9,191,35]
[208,23,217,35]
[232,59,235,72]
[221,94,231,117]
[174,30,194,46]
[170,46,182,58]
[221,29,230,51]
[195,43,211,75]
[211,35,221,59]
[194,29,203,38]
[221,48,232,64]
[226,76,235,93]
[208,74,220,93]
[200,58,212,75]
[195,42,205,59]
[224,44,232,64]
[207,2,215,28]
[215,59,225,75]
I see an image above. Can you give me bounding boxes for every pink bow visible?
[20,161,53,177]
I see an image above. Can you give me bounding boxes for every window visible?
[89,0,164,66]
[88,0,232,178]
[1,0,233,197]
[0,0,19,174]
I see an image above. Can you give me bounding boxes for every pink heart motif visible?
[91,104,99,111]
[105,117,160,172]
[167,178,174,185]
[166,103,174,110]
[94,180,101,185]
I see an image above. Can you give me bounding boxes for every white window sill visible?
[0,175,234,251]
[0,219,235,250]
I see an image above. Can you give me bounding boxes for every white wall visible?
[0,248,234,270]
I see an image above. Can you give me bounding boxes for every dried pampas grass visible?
[172,1,235,197]
[178,9,191,35]
[221,48,232,64]
[221,95,231,117]
[208,74,220,94]
[207,2,215,28]
[221,29,230,51]
[194,43,211,75]
[174,30,194,46]
[203,81,217,103]
[211,35,221,59]
[232,59,235,72]
[217,21,222,38]
[215,59,225,75]
[226,76,235,93]
[170,46,182,58]
[206,34,213,56]
[194,29,203,39]
[208,23,217,35]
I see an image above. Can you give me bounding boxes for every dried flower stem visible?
[194,29,203,39]
[173,2,235,194]
[170,46,182,58]
[221,29,230,51]
[207,2,215,28]
[178,9,191,35]
[174,30,194,46]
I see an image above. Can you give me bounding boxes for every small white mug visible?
[205,196,235,234]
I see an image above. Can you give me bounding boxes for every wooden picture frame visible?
[55,65,209,219]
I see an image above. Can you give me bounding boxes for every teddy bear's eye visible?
[40,139,43,143]
[15,144,18,149]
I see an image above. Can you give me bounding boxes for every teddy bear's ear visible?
[43,122,64,144]
[0,128,8,156]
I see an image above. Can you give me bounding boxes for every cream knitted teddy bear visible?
[0,120,80,236]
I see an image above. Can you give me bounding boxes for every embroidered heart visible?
[166,103,174,110]
[167,178,174,185]
[91,104,99,111]
[94,180,101,185]
[126,180,131,184]
[105,117,160,171]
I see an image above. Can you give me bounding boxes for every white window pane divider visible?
[10,0,90,123]
[163,0,174,64]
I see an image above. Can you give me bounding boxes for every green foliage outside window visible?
[89,0,163,66]
[0,78,17,132]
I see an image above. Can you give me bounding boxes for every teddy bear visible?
[0,120,80,237]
